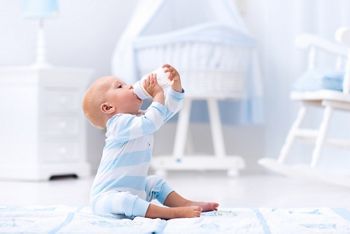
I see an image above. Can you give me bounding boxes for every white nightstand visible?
[0,66,94,180]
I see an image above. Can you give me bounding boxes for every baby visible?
[82,64,219,219]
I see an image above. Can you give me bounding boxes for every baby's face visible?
[102,77,143,115]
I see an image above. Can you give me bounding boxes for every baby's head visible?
[82,76,143,129]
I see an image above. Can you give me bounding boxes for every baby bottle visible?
[133,67,171,100]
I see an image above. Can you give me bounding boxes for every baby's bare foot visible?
[173,206,202,218]
[185,201,219,212]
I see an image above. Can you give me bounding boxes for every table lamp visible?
[21,0,59,68]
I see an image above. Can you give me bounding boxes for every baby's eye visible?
[116,84,122,89]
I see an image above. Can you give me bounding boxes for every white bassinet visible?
[133,23,256,99]
[111,0,262,175]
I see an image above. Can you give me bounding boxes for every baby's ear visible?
[100,103,115,114]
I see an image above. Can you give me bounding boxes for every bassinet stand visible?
[151,96,245,177]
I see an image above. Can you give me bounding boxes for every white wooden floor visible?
[1,173,350,209]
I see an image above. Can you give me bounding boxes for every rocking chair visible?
[259,27,350,186]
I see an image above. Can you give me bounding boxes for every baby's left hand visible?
[144,73,165,105]
[163,64,182,92]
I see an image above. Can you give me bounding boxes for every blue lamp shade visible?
[21,0,59,18]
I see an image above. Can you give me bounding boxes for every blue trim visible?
[48,207,82,234]
[253,209,271,234]
[333,208,350,224]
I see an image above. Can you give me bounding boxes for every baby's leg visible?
[93,191,149,218]
[93,190,201,219]
[145,203,201,219]
[164,191,219,212]
[145,175,219,212]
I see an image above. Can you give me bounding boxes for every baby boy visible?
[82,64,219,219]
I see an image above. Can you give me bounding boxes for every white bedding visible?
[1,206,350,233]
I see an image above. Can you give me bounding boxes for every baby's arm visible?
[143,65,184,123]
[163,64,185,121]
[107,71,183,142]
[107,76,167,142]
[107,103,167,143]
[163,64,182,93]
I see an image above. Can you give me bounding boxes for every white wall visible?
[0,0,138,73]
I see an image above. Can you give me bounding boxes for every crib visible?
[132,23,256,175]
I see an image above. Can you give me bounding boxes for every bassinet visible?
[133,23,256,99]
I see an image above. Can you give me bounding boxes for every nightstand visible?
[0,66,94,180]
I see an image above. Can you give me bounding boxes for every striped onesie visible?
[90,88,184,219]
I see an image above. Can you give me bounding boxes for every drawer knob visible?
[59,121,67,128]
[59,147,67,154]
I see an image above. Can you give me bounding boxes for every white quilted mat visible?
[0,206,350,233]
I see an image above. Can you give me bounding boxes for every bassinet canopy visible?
[111,0,263,124]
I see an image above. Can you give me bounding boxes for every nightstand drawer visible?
[41,141,80,163]
[41,116,79,136]
[0,66,93,180]
[42,88,80,113]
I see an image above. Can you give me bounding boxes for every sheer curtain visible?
[245,0,350,169]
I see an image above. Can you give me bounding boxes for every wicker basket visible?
[133,23,255,99]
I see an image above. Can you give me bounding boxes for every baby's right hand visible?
[143,73,165,104]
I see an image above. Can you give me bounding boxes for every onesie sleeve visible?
[105,89,184,143]
[105,102,167,143]
[163,88,185,122]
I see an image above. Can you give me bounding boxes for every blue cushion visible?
[293,69,344,92]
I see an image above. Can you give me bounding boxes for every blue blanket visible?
[293,69,344,92]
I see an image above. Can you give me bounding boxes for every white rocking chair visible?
[259,27,350,186]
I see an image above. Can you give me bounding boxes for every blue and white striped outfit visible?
[90,88,184,219]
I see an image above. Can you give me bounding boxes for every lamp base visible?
[35,19,50,68]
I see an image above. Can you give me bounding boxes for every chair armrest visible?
[335,27,350,45]
[295,33,347,56]
[335,27,350,94]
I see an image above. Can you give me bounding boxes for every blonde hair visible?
[82,76,112,129]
